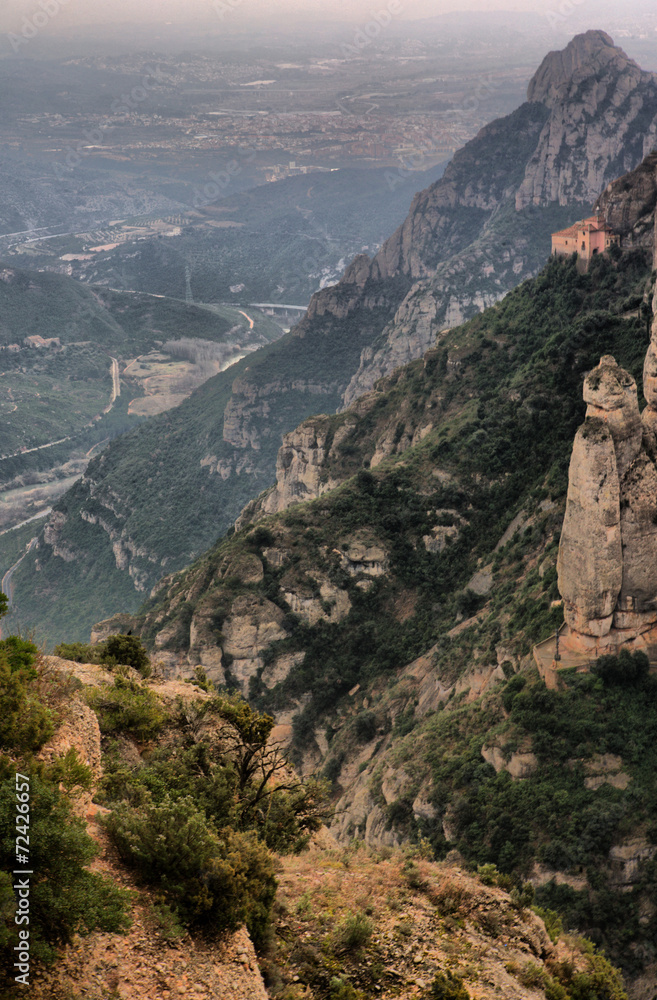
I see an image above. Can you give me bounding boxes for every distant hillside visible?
[83,163,450,306]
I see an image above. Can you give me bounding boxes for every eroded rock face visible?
[558,352,657,638]
[557,417,622,636]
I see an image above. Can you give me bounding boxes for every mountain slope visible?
[117,244,656,977]
[11,30,657,645]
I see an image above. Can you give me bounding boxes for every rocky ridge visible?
[26,657,269,1000]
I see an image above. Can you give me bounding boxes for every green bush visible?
[104,796,277,945]
[591,649,649,687]
[0,650,54,753]
[84,675,167,740]
[54,641,103,664]
[0,635,39,676]
[329,977,360,1000]
[330,911,373,953]
[429,971,470,999]
[533,905,563,943]
[0,764,131,967]
[55,634,151,677]
[103,634,151,677]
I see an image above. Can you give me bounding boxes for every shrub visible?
[54,641,102,664]
[329,977,360,1000]
[104,796,277,945]
[0,652,54,753]
[353,710,378,743]
[248,526,275,549]
[477,862,499,886]
[591,649,649,686]
[533,905,563,943]
[103,635,151,677]
[516,962,545,989]
[429,971,470,1000]
[55,635,151,677]
[0,766,131,966]
[330,911,373,953]
[84,676,167,740]
[0,635,39,676]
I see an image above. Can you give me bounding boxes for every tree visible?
[104,796,276,945]
[103,634,151,676]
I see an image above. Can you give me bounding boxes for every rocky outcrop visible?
[236,416,341,526]
[558,353,657,640]
[527,30,621,106]
[517,31,657,210]
[597,150,657,253]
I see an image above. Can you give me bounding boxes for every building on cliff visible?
[551,215,619,263]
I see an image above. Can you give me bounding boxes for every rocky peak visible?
[527,30,630,106]
[516,33,657,210]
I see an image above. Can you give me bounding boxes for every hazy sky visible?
[0,0,655,39]
[0,0,653,29]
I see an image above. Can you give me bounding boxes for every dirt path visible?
[103,357,120,413]
[238,310,255,329]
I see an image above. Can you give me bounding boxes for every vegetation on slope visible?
[0,606,131,974]
[12,277,405,644]
[130,249,655,971]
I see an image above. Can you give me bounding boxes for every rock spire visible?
[558,345,657,644]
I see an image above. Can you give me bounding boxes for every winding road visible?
[1,535,38,617]
[1,357,120,461]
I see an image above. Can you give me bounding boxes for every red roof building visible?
[551,215,619,262]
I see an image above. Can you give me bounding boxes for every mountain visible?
[114,200,657,981]
[343,29,657,405]
[10,30,657,645]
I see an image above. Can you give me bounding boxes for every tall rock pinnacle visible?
[558,351,657,642]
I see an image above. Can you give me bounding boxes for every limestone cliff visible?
[517,31,657,209]
[344,31,657,407]
[597,150,657,258]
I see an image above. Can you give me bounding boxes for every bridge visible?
[249,303,308,312]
